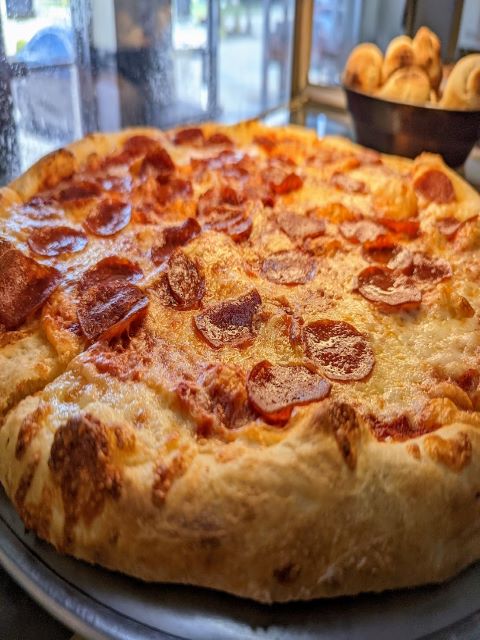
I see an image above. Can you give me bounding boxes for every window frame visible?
[290,0,346,111]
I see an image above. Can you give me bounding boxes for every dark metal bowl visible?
[344,87,480,167]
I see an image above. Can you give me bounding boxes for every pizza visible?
[1,121,480,603]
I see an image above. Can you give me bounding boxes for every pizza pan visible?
[1,487,480,640]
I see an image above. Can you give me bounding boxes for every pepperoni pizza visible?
[1,122,480,602]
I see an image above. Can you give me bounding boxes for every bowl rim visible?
[342,85,480,116]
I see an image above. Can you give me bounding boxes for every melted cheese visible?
[2,122,480,440]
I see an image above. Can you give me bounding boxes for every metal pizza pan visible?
[1,486,480,640]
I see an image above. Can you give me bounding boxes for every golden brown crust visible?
[376,66,431,105]
[381,35,415,84]
[412,26,442,91]
[1,122,480,604]
[440,54,480,110]
[2,394,480,602]
[343,43,383,93]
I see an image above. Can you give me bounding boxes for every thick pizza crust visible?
[2,374,480,602]
[1,122,480,602]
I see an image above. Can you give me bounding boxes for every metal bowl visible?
[344,87,480,167]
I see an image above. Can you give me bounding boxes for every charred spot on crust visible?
[48,414,132,548]
[314,402,360,469]
[152,454,187,507]
[14,455,39,511]
[273,562,301,584]
[16,403,51,460]
[15,455,53,539]
[329,402,360,469]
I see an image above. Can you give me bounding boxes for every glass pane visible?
[172,0,209,116]
[0,0,296,184]
[0,0,81,176]
[309,0,364,86]
[217,0,295,121]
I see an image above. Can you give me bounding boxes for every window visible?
[309,0,362,87]
[0,0,295,181]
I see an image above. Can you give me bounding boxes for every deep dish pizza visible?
[1,122,480,603]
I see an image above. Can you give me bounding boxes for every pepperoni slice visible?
[151,218,201,264]
[254,135,276,151]
[261,250,316,285]
[57,181,101,203]
[436,216,463,239]
[84,199,131,236]
[79,256,143,292]
[106,136,160,166]
[156,178,193,205]
[267,169,303,195]
[197,187,253,241]
[377,218,420,238]
[386,246,413,271]
[123,135,159,155]
[150,272,178,307]
[194,289,261,348]
[191,150,241,173]
[303,319,375,381]
[356,266,422,310]
[205,133,233,146]
[197,186,245,217]
[140,147,175,177]
[247,361,331,424]
[27,226,88,257]
[410,252,452,283]
[277,211,326,240]
[362,236,399,264]
[384,248,451,284]
[414,169,455,204]
[201,205,253,242]
[77,280,148,341]
[330,172,367,194]
[222,156,256,181]
[339,219,386,244]
[153,218,201,261]
[166,250,205,309]
[173,127,205,145]
[0,243,60,330]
